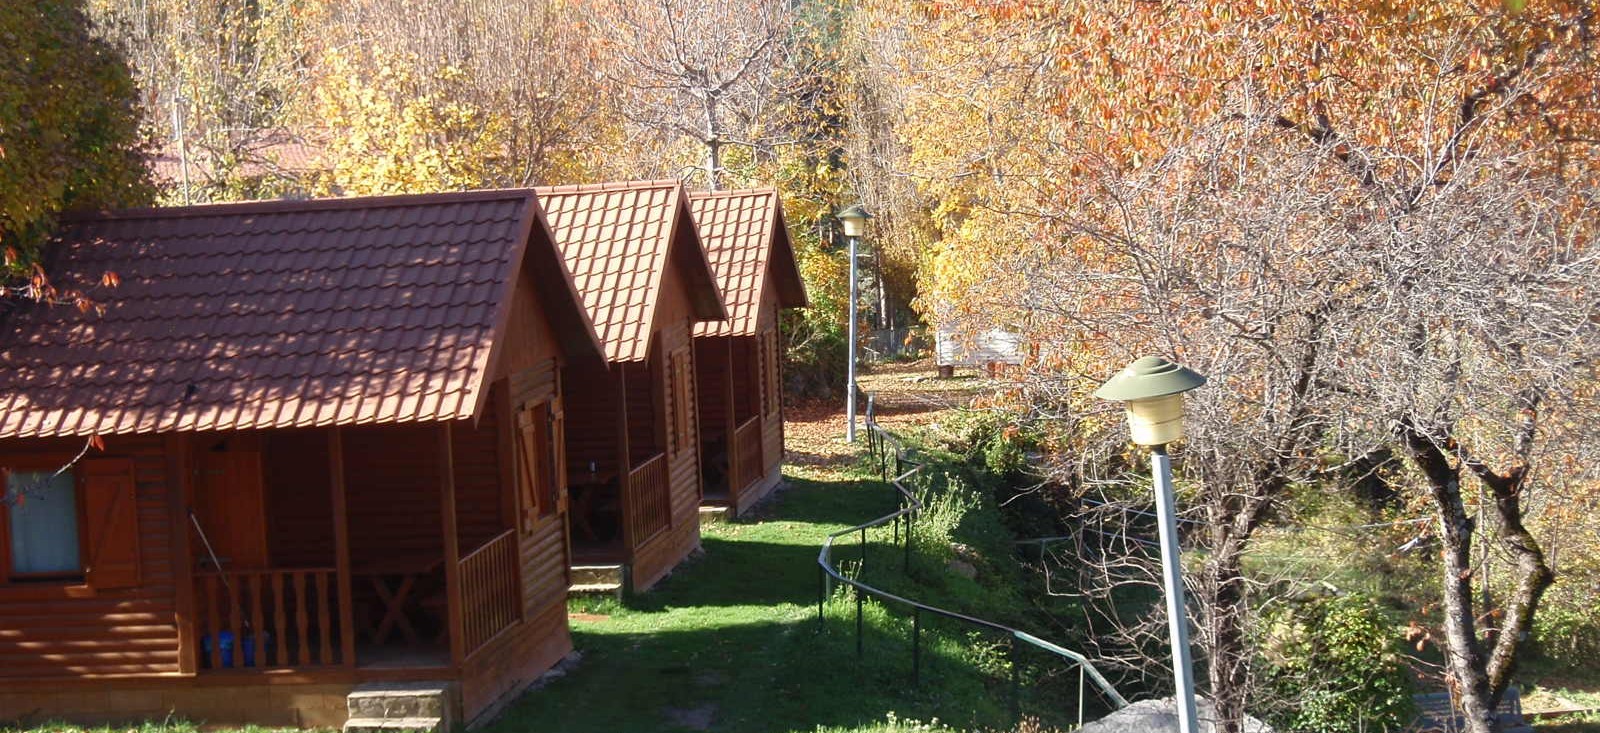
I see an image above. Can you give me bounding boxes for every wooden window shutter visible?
[762,330,779,417]
[550,398,567,514]
[80,458,141,589]
[664,352,681,458]
[516,404,543,530]
[670,349,691,457]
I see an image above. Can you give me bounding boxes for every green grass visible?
[481,458,1040,733]
[0,723,294,733]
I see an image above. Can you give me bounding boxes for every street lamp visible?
[1094,355,1207,733]
[837,204,872,442]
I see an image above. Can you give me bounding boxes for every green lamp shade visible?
[1093,356,1207,402]
[836,204,872,237]
[1094,356,1207,446]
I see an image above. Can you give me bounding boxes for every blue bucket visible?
[201,630,268,668]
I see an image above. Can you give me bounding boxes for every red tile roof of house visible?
[688,188,808,337]
[534,180,725,363]
[0,189,601,439]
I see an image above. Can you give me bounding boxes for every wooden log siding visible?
[0,435,180,679]
[458,529,520,656]
[731,416,763,497]
[625,454,670,546]
[193,568,341,670]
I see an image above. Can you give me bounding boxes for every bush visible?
[935,409,1039,480]
[1533,602,1600,672]
[1258,593,1416,733]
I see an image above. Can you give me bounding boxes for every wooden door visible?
[193,450,269,570]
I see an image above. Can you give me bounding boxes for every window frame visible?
[0,454,90,586]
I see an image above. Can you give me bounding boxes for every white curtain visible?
[8,470,81,574]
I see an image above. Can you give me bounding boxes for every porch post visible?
[167,434,198,674]
[616,366,634,556]
[439,422,464,668]
[725,339,737,503]
[329,427,357,668]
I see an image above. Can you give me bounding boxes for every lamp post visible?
[837,204,871,442]
[1094,356,1207,733]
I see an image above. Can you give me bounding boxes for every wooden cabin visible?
[534,181,726,594]
[687,190,808,516]
[0,190,605,728]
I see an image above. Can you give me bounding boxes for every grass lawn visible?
[480,445,1020,733]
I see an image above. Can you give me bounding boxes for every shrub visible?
[1532,602,1600,672]
[1258,593,1416,733]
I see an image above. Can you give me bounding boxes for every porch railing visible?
[731,416,764,495]
[195,567,343,670]
[626,453,671,546]
[458,528,521,656]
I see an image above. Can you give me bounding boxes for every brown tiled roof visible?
[0,190,601,439]
[151,129,328,187]
[688,188,808,337]
[535,180,725,362]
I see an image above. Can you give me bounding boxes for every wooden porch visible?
[695,332,782,515]
[181,421,530,679]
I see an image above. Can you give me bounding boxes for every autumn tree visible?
[0,0,150,302]
[308,0,606,195]
[586,0,799,190]
[88,0,311,202]
[853,2,1600,731]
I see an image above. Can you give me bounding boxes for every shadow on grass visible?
[490,461,1119,733]
[480,608,1021,733]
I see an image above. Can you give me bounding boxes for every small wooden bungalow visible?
[534,181,726,594]
[687,189,807,516]
[0,190,605,728]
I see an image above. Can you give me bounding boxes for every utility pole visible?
[170,84,192,205]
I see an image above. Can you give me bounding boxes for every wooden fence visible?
[195,568,341,670]
[458,528,521,655]
[626,453,671,545]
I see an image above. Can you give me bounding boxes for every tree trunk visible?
[706,138,721,191]
[1200,517,1251,733]
[1401,422,1498,733]
[1478,467,1554,707]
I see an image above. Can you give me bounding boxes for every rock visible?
[1080,697,1273,733]
[946,559,978,579]
[663,703,718,731]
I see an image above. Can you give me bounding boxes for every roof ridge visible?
[688,187,778,199]
[64,187,538,222]
[535,179,684,195]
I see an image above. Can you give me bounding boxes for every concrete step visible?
[570,564,624,587]
[698,505,731,525]
[345,682,455,733]
[343,716,444,733]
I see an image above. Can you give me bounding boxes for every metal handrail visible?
[816,389,1129,724]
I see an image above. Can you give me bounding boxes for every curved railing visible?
[816,391,1128,727]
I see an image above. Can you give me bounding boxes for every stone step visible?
[347,682,450,719]
[343,716,444,733]
[569,581,624,600]
[570,564,625,587]
[698,505,731,525]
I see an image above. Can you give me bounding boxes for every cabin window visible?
[516,401,557,527]
[4,470,82,578]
